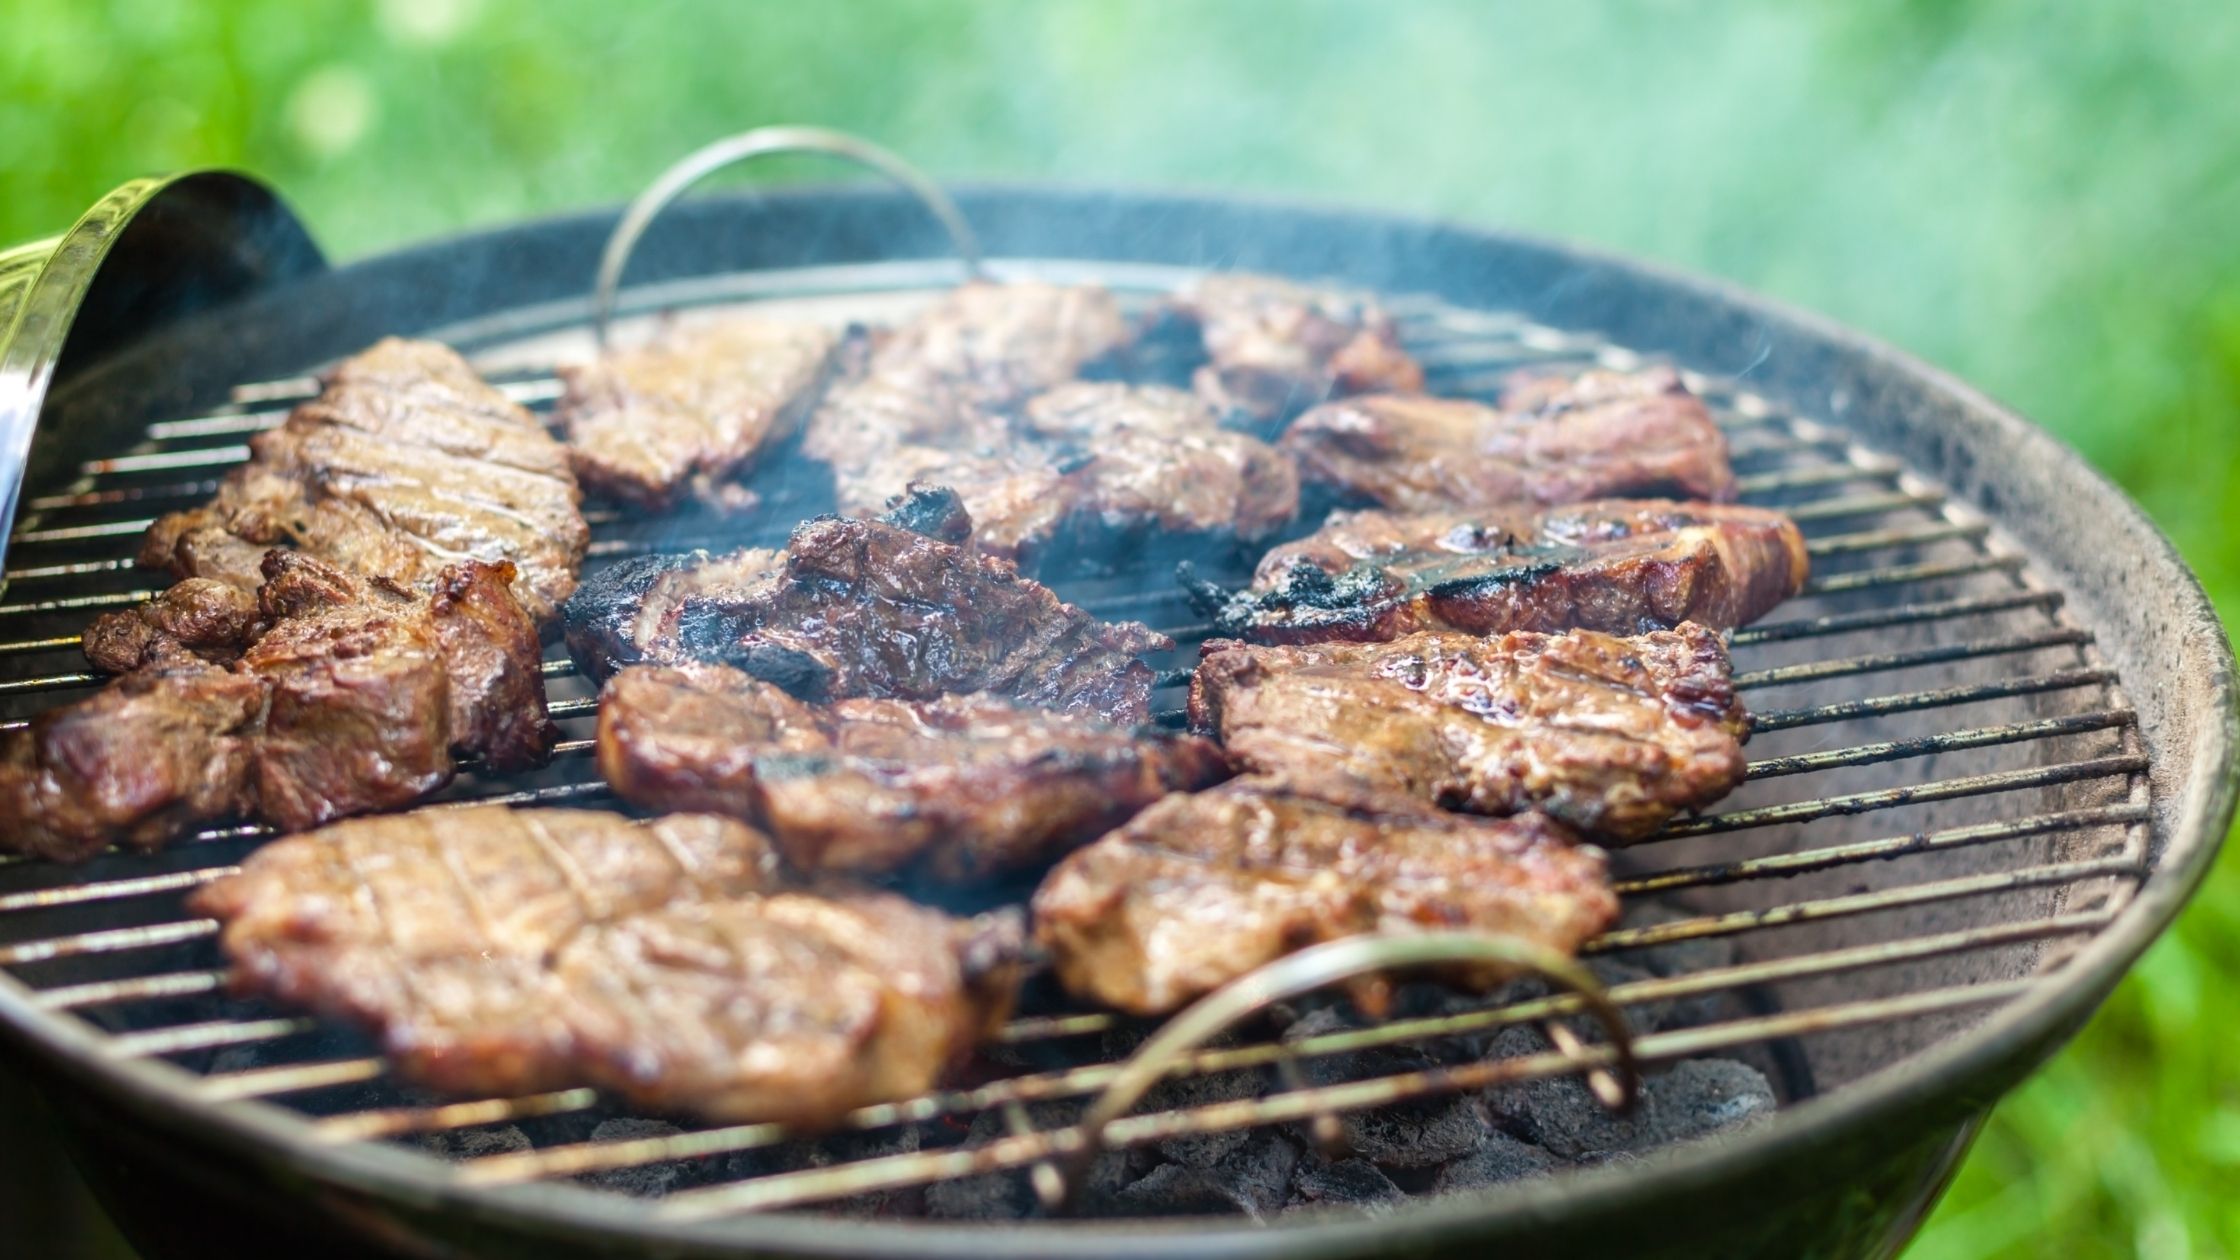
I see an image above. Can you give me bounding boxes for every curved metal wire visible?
[591,125,984,347]
[1051,932,1640,1210]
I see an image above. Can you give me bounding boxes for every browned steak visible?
[1280,367,1734,512]
[1202,499,1808,644]
[1153,272,1424,425]
[597,664,1229,880]
[855,279,1131,411]
[0,645,263,862]
[813,378,1298,568]
[191,806,1018,1126]
[1032,780,1615,1015]
[1021,382,1301,544]
[1190,624,1748,841]
[562,489,1170,724]
[81,578,266,673]
[557,316,837,511]
[1,553,555,859]
[140,338,588,622]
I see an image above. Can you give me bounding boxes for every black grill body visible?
[0,186,2228,1260]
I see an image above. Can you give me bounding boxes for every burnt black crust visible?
[561,552,700,679]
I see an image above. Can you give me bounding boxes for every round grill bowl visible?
[2,185,2231,1260]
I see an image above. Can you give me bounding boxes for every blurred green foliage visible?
[8,2,2238,1255]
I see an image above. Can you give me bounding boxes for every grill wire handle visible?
[592,125,985,347]
[1048,932,1641,1213]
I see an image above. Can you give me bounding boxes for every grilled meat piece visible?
[1032,780,1615,1015]
[563,488,1170,724]
[82,578,266,673]
[1281,367,1734,512]
[1022,382,1301,543]
[597,664,1229,879]
[0,553,555,859]
[1152,273,1424,426]
[1190,624,1748,840]
[859,280,1131,411]
[242,573,454,831]
[833,447,1072,563]
[813,376,1299,568]
[140,338,588,622]
[1204,499,1807,644]
[191,806,1019,1126]
[557,316,838,511]
[0,645,263,862]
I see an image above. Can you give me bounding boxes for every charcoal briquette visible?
[1431,1131,1563,1191]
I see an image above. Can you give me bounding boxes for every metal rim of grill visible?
[0,186,2229,1255]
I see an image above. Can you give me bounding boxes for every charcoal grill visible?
[0,135,2229,1260]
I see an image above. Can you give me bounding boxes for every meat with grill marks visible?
[191,806,1021,1127]
[556,316,838,511]
[139,337,588,622]
[1032,780,1616,1016]
[1198,499,1807,644]
[562,487,1170,725]
[850,279,1132,412]
[810,379,1298,566]
[597,663,1229,880]
[1190,623,1748,841]
[1281,367,1734,513]
[1146,272,1424,426]
[6,340,578,862]
[0,645,263,862]
[0,551,553,862]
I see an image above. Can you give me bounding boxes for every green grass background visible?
[8,2,2237,1254]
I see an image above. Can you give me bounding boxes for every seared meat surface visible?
[1021,382,1300,545]
[191,806,1019,1126]
[1190,624,1748,840]
[1203,499,1807,644]
[849,279,1131,412]
[0,553,554,860]
[0,646,264,862]
[597,664,1228,879]
[1281,367,1734,512]
[557,316,837,511]
[812,378,1298,567]
[81,578,265,673]
[563,488,1171,725]
[140,338,588,622]
[1032,780,1615,1015]
[1152,273,1424,425]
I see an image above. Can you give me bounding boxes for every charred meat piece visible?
[1204,499,1807,644]
[191,806,1019,1126]
[833,447,1072,564]
[557,316,838,511]
[1152,272,1424,426]
[1033,780,1615,1015]
[1281,367,1734,512]
[1022,382,1301,544]
[0,553,555,859]
[814,377,1298,568]
[0,645,263,863]
[1190,624,1748,840]
[563,488,1170,725]
[857,279,1131,411]
[597,664,1229,880]
[140,338,588,621]
[82,578,266,673]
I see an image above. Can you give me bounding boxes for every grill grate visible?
[0,263,2148,1221]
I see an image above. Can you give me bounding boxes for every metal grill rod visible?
[92,851,2133,1108]
[648,979,2039,1221]
[218,909,2106,1186]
